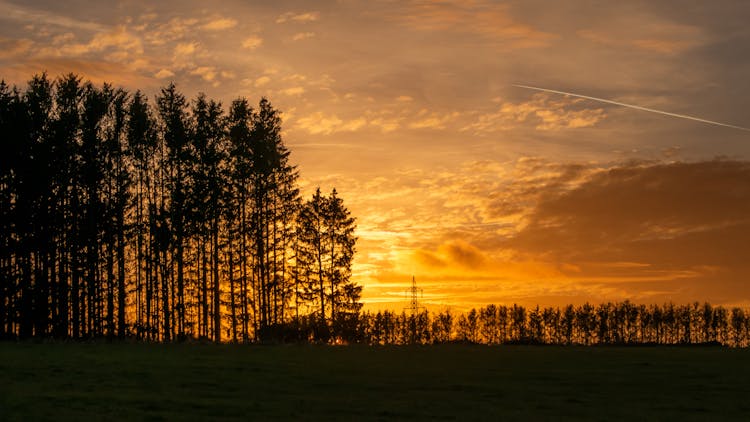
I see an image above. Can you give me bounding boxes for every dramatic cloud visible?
[513,160,750,275]
[497,160,750,306]
[345,158,750,309]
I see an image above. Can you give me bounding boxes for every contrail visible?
[513,84,750,132]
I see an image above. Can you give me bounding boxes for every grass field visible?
[1,343,749,420]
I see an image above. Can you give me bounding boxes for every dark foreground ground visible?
[1,343,749,420]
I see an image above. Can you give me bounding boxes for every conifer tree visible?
[0,73,367,343]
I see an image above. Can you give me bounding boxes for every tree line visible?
[352,302,750,347]
[0,73,360,342]
[4,74,749,349]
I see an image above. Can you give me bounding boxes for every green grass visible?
[1,343,749,420]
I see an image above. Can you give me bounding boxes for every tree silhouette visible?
[127,90,157,339]
[295,188,359,340]
[0,73,365,343]
[189,94,225,341]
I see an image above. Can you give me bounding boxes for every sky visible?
[2,0,750,311]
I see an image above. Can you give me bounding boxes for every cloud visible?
[291,32,315,41]
[367,117,401,133]
[415,241,487,270]
[507,160,750,303]
[87,25,143,53]
[154,68,174,79]
[632,38,695,54]
[172,42,200,69]
[409,111,460,130]
[577,22,707,55]
[516,160,750,250]
[343,157,750,308]
[356,157,750,306]
[284,73,307,83]
[145,17,199,45]
[37,25,143,60]
[0,1,105,31]
[241,35,263,50]
[293,108,424,135]
[295,112,366,135]
[201,18,237,31]
[534,108,605,130]
[280,86,305,96]
[190,66,217,82]
[396,0,554,49]
[254,75,270,87]
[0,37,33,59]
[396,95,413,102]
[52,32,75,45]
[173,42,197,56]
[462,94,606,133]
[276,11,320,24]
[139,13,158,22]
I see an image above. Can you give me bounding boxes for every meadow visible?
[1,343,749,420]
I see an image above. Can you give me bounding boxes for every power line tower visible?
[404,276,425,344]
[404,276,425,315]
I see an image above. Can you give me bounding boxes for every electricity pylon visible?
[404,276,424,315]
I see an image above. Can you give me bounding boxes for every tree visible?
[297,188,359,339]
[190,94,226,341]
[0,73,368,344]
[103,86,130,338]
[127,91,158,339]
[325,189,359,325]
[0,81,14,339]
[457,309,479,343]
[247,98,299,336]
[80,81,109,337]
[479,304,498,344]
[46,74,74,339]
[297,188,327,329]
[226,98,254,341]
[432,310,453,343]
[156,83,191,340]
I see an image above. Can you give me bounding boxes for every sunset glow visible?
[3,0,750,311]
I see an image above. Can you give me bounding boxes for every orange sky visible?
[2,0,750,311]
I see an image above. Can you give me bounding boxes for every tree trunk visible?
[212,223,221,343]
